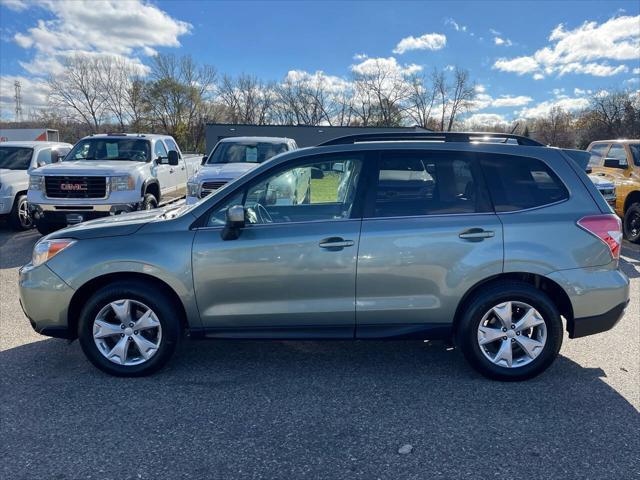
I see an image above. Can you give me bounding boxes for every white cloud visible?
[533,73,545,80]
[393,33,446,54]
[518,96,590,118]
[445,18,467,32]
[574,88,592,96]
[351,56,422,76]
[465,113,509,126]
[353,53,367,61]
[284,70,351,93]
[632,67,640,74]
[0,0,28,11]
[493,15,639,78]
[491,95,532,107]
[11,0,191,77]
[494,37,513,47]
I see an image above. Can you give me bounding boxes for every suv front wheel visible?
[456,282,563,381]
[78,281,181,376]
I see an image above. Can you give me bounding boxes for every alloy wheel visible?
[93,299,162,366]
[476,301,547,368]
[18,199,32,228]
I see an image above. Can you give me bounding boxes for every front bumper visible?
[30,202,139,224]
[19,263,75,339]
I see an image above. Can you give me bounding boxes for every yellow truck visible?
[587,140,640,243]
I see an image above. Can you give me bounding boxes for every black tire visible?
[8,195,33,230]
[456,281,563,381]
[623,203,640,244]
[35,218,64,236]
[77,280,181,377]
[141,193,158,210]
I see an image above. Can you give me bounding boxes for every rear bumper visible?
[547,264,630,339]
[567,301,628,338]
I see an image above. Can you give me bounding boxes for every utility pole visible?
[14,80,23,122]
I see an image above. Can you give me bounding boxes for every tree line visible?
[2,53,638,151]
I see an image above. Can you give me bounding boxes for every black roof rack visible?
[319,131,544,147]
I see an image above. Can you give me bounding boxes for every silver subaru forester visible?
[19,132,630,381]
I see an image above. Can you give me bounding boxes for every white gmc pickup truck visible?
[0,141,72,230]
[28,133,200,234]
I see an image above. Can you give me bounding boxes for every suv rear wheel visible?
[78,281,181,376]
[623,203,640,244]
[456,282,563,381]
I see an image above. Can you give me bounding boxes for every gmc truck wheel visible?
[623,203,640,244]
[8,195,33,231]
[142,194,158,210]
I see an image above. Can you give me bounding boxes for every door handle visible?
[169,168,175,173]
[319,237,355,249]
[459,228,495,240]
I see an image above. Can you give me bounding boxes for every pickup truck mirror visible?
[167,150,180,166]
[201,156,208,166]
[221,205,245,241]
[585,166,593,174]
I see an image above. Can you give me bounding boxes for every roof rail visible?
[319,131,544,147]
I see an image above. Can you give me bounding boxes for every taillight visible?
[577,214,622,260]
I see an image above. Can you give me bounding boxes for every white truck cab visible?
[0,141,72,230]
[28,133,200,234]
[186,137,298,204]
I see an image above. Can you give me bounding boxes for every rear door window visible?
[480,154,569,212]
[370,151,491,217]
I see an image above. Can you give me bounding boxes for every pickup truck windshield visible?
[0,147,33,170]
[207,142,287,165]
[66,138,151,162]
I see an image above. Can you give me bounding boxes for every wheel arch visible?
[67,272,189,339]
[142,180,161,203]
[453,272,574,334]
[623,190,640,213]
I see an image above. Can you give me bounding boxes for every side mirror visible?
[168,150,180,166]
[585,167,593,174]
[201,156,208,166]
[311,167,324,180]
[221,205,245,240]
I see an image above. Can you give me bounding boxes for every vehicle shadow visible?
[0,228,39,269]
[620,242,640,279]
[1,337,638,479]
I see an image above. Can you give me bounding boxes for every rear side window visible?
[480,155,569,212]
[371,151,491,217]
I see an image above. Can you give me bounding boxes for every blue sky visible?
[0,0,638,123]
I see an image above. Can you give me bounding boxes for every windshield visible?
[629,144,640,167]
[66,138,151,162]
[0,147,33,170]
[207,142,288,165]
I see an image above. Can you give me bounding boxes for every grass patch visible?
[310,172,340,203]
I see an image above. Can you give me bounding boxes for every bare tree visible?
[406,73,436,129]
[48,55,107,131]
[217,74,275,125]
[531,107,575,147]
[351,59,411,127]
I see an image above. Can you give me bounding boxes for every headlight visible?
[187,182,199,197]
[110,175,135,191]
[29,175,44,191]
[32,239,76,267]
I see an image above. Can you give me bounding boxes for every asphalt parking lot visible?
[1,225,638,480]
